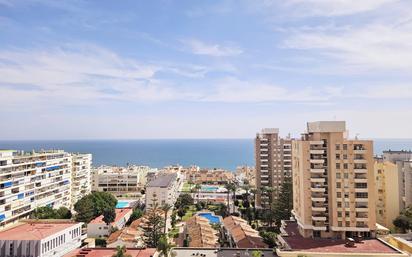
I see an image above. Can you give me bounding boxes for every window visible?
[336,163,341,169]
[343,144,348,150]
[338,221,342,226]
[336,182,341,188]
[338,212,342,217]
[337,202,342,208]
[344,173,349,179]
[345,202,349,208]
[336,173,341,179]
[346,221,350,227]
[343,154,347,160]
[345,211,350,217]
[337,192,342,198]
[336,144,341,150]
[343,163,348,169]
[336,154,340,160]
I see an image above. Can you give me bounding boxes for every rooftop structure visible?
[145,173,182,209]
[277,220,406,257]
[185,168,234,185]
[185,216,219,248]
[147,173,177,188]
[0,220,83,257]
[171,248,275,257]
[222,216,267,248]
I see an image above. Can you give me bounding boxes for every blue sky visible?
[1,0,412,139]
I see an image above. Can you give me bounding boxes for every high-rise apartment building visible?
[292,121,376,239]
[255,128,292,208]
[70,153,92,206]
[375,160,401,229]
[0,150,72,228]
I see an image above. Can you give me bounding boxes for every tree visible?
[112,245,131,257]
[271,177,293,228]
[103,207,116,225]
[74,195,95,223]
[177,208,186,219]
[251,250,262,257]
[56,207,72,219]
[31,206,57,219]
[127,208,143,225]
[393,215,411,233]
[260,231,277,248]
[91,191,117,216]
[161,204,173,234]
[194,184,202,203]
[143,195,165,247]
[157,235,173,257]
[224,182,236,214]
[171,211,177,228]
[175,194,194,210]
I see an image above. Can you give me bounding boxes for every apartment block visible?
[185,166,234,185]
[145,173,182,208]
[382,150,412,210]
[292,121,376,239]
[375,160,401,229]
[92,165,153,197]
[70,153,92,206]
[0,150,72,228]
[255,128,292,208]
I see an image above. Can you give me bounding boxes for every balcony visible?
[354,178,368,183]
[311,197,326,202]
[354,159,368,164]
[310,159,325,164]
[310,149,325,154]
[311,187,326,193]
[354,169,367,173]
[312,216,327,221]
[310,141,324,145]
[312,206,327,212]
[310,168,325,173]
[310,178,326,183]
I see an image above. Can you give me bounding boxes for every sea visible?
[0,139,412,171]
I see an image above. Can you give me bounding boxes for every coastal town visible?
[1,121,412,257]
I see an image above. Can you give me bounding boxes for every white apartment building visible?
[87,208,132,238]
[70,153,92,206]
[0,220,83,257]
[92,165,154,197]
[145,173,182,208]
[0,150,72,228]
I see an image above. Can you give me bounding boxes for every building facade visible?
[292,121,376,239]
[0,150,72,228]
[375,160,401,229]
[0,220,83,257]
[92,165,152,197]
[70,153,92,206]
[145,173,182,208]
[255,128,292,208]
[185,167,234,185]
[87,208,133,238]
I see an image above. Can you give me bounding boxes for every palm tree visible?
[157,235,174,257]
[261,186,276,227]
[224,182,235,215]
[161,204,173,234]
[112,245,131,257]
[194,184,202,203]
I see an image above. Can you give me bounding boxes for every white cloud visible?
[201,77,335,103]
[281,0,398,17]
[181,39,243,57]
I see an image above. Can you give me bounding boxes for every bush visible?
[95,238,107,247]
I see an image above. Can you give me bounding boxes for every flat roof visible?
[0,221,80,240]
[280,221,401,254]
[64,248,156,257]
[90,208,132,225]
[146,173,177,187]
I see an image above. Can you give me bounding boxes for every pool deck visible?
[195,211,223,224]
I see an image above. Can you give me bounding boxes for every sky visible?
[1,0,412,140]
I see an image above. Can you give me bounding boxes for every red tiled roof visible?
[281,221,400,254]
[90,208,132,225]
[64,248,156,257]
[0,221,80,240]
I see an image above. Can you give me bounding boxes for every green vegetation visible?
[74,191,117,223]
[103,207,116,225]
[112,245,131,257]
[31,206,72,219]
[143,193,165,247]
[259,231,278,248]
[168,227,180,239]
[157,235,174,257]
[251,250,262,257]
[95,238,107,247]
[127,208,144,225]
[182,205,196,221]
[181,182,194,192]
[174,193,194,210]
[393,206,412,233]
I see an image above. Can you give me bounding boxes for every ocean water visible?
[0,139,411,171]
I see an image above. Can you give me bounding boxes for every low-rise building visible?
[87,208,132,238]
[222,216,267,248]
[235,166,256,187]
[184,216,219,248]
[70,153,92,206]
[0,150,72,228]
[64,247,156,257]
[185,167,234,185]
[375,160,402,229]
[92,165,153,197]
[0,220,83,257]
[145,173,182,208]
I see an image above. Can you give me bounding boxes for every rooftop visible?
[307,121,346,133]
[279,221,402,254]
[223,216,267,248]
[90,208,132,225]
[64,247,156,257]
[186,216,219,248]
[0,220,81,240]
[146,173,177,187]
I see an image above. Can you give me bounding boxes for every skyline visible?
[1,0,412,139]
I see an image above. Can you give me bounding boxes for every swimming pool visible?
[116,201,129,208]
[198,212,221,224]
[201,185,219,192]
